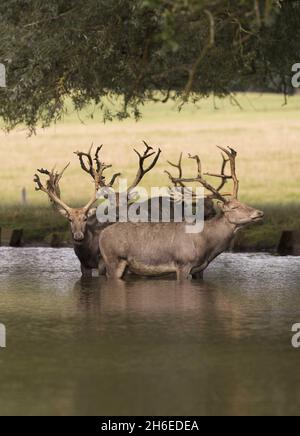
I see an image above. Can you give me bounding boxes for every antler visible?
[204,153,229,191]
[169,147,239,202]
[75,142,160,207]
[165,153,186,188]
[34,164,72,213]
[74,144,121,210]
[203,147,239,198]
[127,141,161,193]
[187,154,227,202]
[39,163,70,198]
[217,146,239,199]
[74,144,121,188]
[165,152,223,202]
[166,153,202,202]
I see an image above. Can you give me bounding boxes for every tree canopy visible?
[0,0,299,133]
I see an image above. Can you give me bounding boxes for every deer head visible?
[167,146,264,228]
[34,146,120,243]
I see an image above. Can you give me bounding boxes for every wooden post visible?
[0,227,2,246]
[278,231,300,256]
[9,229,24,247]
[21,187,27,206]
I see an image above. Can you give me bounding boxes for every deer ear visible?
[58,209,68,218]
[87,208,97,218]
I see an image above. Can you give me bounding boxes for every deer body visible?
[99,147,264,281]
[72,195,215,277]
[99,200,263,281]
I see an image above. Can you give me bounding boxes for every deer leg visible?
[176,266,192,282]
[106,259,128,280]
[81,264,93,278]
[191,261,209,281]
[98,259,106,276]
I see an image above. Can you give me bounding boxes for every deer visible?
[73,143,217,280]
[33,146,119,277]
[99,147,264,281]
[34,142,161,277]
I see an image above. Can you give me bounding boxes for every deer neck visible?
[219,212,239,232]
[204,213,236,255]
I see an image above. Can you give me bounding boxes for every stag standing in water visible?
[34,146,117,277]
[99,147,264,281]
[34,143,161,277]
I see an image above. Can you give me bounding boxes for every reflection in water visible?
[0,248,300,415]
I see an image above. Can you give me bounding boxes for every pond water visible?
[0,247,299,416]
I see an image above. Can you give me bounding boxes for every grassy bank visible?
[1,203,299,251]
[0,93,299,250]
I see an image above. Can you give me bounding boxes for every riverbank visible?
[1,203,299,252]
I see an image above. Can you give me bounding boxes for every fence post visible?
[9,229,24,247]
[278,231,300,256]
[21,187,27,206]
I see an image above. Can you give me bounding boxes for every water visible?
[0,248,299,416]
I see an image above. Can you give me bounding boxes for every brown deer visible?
[34,143,161,277]
[99,147,264,281]
[74,143,217,280]
[34,146,118,277]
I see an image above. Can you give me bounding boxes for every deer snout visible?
[251,210,264,221]
[73,232,85,241]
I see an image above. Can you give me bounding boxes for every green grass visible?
[0,92,300,250]
[0,205,69,244]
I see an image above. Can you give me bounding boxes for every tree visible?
[0,0,299,133]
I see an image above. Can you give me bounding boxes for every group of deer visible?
[34,143,263,281]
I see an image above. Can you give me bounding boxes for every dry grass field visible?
[0,93,299,249]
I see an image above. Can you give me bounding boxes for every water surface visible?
[0,248,299,416]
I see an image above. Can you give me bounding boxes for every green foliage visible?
[0,0,299,132]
